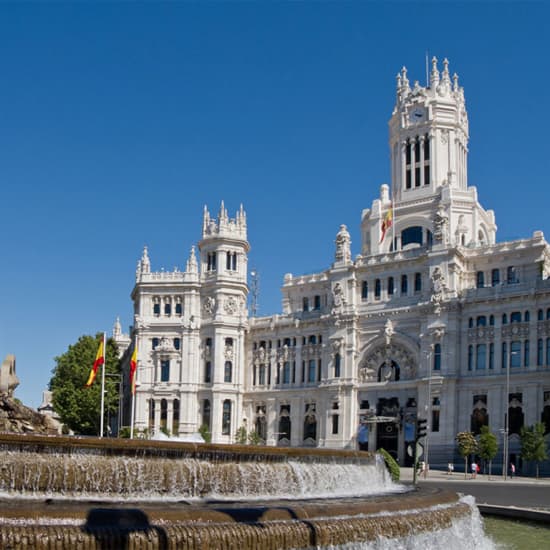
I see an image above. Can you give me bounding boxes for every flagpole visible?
[130,368,136,439]
[99,331,106,438]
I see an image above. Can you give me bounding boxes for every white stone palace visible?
[115,58,550,471]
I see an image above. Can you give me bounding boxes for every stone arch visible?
[358,336,418,383]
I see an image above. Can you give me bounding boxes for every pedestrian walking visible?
[471,461,477,479]
[510,462,515,478]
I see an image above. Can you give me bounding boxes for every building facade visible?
[116,58,550,471]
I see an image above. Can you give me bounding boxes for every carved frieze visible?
[501,323,530,339]
[467,327,495,342]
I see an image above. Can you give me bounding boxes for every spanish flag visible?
[379,203,393,243]
[129,346,137,395]
[85,339,105,387]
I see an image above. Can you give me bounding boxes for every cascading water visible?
[0,434,497,549]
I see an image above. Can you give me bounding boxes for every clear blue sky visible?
[1,2,549,408]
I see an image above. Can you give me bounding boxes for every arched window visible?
[224,361,233,383]
[173,399,180,434]
[401,274,408,295]
[204,361,212,383]
[476,316,487,327]
[222,400,231,435]
[361,280,368,300]
[538,309,544,321]
[433,343,441,371]
[160,399,168,430]
[202,399,211,430]
[510,311,521,323]
[255,414,267,442]
[148,398,154,430]
[173,338,181,350]
[278,405,291,444]
[401,226,424,248]
[303,411,317,443]
[164,302,171,315]
[160,359,170,382]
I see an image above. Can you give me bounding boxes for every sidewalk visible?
[399,466,550,485]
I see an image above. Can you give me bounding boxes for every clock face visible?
[409,107,425,124]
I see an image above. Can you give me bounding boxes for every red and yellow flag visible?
[379,203,393,243]
[85,340,105,387]
[129,346,137,395]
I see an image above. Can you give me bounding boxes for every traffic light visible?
[416,418,428,440]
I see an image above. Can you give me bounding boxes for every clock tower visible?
[362,57,496,255]
[389,57,469,203]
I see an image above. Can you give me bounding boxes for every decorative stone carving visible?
[430,267,447,316]
[134,315,149,330]
[224,344,234,361]
[433,205,449,244]
[384,319,394,346]
[502,324,530,339]
[203,296,215,314]
[334,225,351,263]
[331,283,344,314]
[224,296,238,315]
[467,327,495,342]
[359,343,416,382]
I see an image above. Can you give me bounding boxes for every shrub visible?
[377,448,400,481]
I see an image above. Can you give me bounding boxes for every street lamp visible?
[503,347,519,480]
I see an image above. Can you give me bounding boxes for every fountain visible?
[0,433,495,549]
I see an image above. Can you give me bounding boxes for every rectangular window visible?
[301,361,305,383]
[388,277,394,296]
[375,279,381,300]
[173,338,180,350]
[401,275,408,295]
[468,345,473,371]
[204,361,211,383]
[502,342,508,369]
[175,303,183,315]
[414,272,422,292]
[476,344,486,370]
[538,339,543,366]
[546,338,550,366]
[314,295,321,310]
[433,343,441,371]
[432,409,440,432]
[334,353,341,378]
[491,269,500,286]
[406,169,412,189]
[318,359,322,382]
[283,362,291,384]
[415,166,421,187]
[308,360,316,383]
[153,303,160,316]
[489,343,494,369]
[160,360,170,382]
[258,364,266,385]
[511,341,521,368]
[476,271,484,288]
[424,164,430,186]
[332,414,339,435]
[507,266,518,284]
[303,297,309,312]
[524,340,530,367]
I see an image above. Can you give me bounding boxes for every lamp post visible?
[503,348,519,480]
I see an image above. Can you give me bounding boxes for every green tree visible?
[478,426,498,478]
[235,425,248,445]
[199,424,211,443]
[520,422,548,479]
[50,334,121,436]
[456,431,478,478]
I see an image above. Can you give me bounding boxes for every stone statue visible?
[334,225,351,263]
